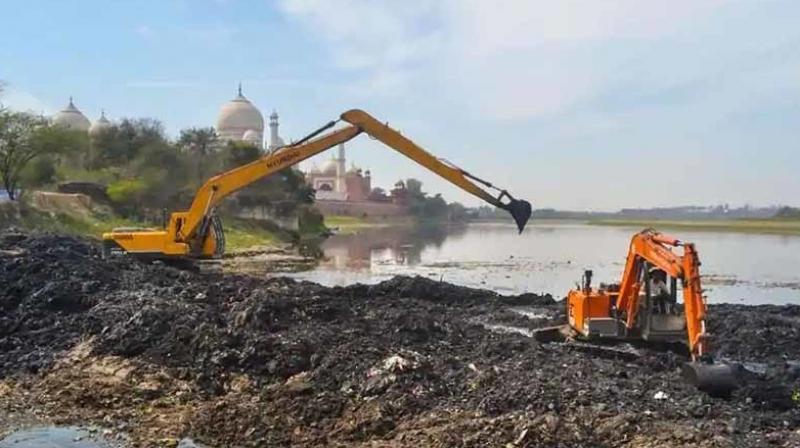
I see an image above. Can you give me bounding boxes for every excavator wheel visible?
[682,360,738,398]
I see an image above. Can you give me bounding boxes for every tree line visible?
[0,89,311,221]
[1,84,481,226]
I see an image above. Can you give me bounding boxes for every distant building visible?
[52,97,91,132]
[52,84,288,151]
[304,145,411,218]
[305,143,371,201]
[48,88,407,218]
[215,84,285,150]
[88,110,112,137]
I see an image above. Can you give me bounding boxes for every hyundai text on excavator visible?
[564,229,738,397]
[102,109,532,259]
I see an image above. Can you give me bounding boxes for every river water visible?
[288,221,800,305]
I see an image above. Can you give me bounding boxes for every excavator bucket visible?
[506,199,532,233]
[682,361,738,398]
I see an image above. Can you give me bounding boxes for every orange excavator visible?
[565,229,737,396]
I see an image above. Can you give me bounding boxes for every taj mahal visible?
[50,85,287,151]
[48,87,401,213]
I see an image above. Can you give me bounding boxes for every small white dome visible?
[242,129,262,146]
[320,158,339,175]
[89,110,112,137]
[216,86,264,140]
[52,98,90,132]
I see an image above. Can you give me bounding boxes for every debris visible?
[0,231,799,447]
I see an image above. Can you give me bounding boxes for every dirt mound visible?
[1,232,799,447]
[27,191,98,220]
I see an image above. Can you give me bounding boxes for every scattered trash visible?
[1,232,798,447]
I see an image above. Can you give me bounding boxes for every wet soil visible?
[1,232,799,447]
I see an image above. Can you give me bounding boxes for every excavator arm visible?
[614,229,708,359]
[103,109,531,258]
[177,124,362,246]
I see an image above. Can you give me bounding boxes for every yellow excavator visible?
[102,109,532,259]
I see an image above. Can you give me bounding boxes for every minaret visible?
[335,143,346,193]
[269,110,280,150]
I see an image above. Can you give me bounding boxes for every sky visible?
[1,0,798,210]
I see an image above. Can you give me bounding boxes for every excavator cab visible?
[637,267,691,343]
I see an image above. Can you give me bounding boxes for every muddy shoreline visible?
[1,232,798,447]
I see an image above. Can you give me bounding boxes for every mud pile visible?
[1,232,799,447]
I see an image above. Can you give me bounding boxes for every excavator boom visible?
[340,110,532,233]
[103,109,531,259]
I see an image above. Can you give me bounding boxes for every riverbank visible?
[1,232,798,447]
[588,218,800,235]
[323,214,415,235]
[0,200,302,253]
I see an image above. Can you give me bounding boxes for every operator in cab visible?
[649,268,674,314]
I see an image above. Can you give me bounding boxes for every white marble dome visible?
[320,158,339,175]
[52,98,91,132]
[216,86,264,142]
[89,110,112,137]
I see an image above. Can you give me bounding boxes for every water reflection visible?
[320,224,463,268]
[287,222,800,305]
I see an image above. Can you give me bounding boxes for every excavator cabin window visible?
[642,264,678,315]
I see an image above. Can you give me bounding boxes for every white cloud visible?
[447,0,725,52]
[278,0,728,119]
[279,0,800,208]
[279,0,443,70]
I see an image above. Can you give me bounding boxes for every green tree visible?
[405,178,423,197]
[87,118,167,169]
[20,156,57,187]
[219,140,314,216]
[223,140,261,169]
[107,178,147,216]
[130,141,194,211]
[775,206,800,219]
[31,124,90,169]
[447,201,468,222]
[178,127,218,185]
[10,122,89,189]
[401,178,450,221]
[0,111,68,200]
